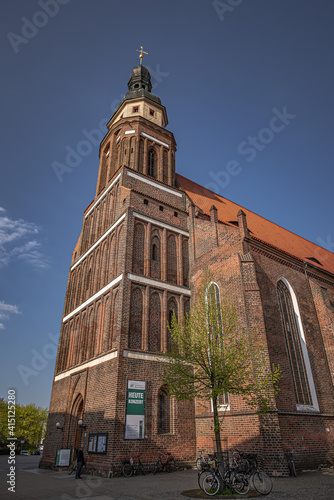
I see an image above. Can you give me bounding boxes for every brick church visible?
[41,54,334,475]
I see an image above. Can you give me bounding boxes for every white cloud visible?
[0,301,21,331]
[0,301,20,314]
[0,207,49,269]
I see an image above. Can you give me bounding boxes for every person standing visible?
[75,449,85,479]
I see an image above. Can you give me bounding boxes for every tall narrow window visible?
[158,386,172,434]
[277,279,313,407]
[148,149,156,178]
[167,298,178,352]
[149,293,161,352]
[129,287,143,349]
[167,234,177,284]
[152,244,158,261]
[206,282,222,340]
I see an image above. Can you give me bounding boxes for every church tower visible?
[42,52,195,471]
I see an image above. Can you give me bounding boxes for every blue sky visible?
[1,0,333,409]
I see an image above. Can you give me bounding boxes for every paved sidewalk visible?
[1,457,334,499]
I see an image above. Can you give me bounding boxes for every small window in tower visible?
[106,150,110,157]
[152,244,158,261]
[148,149,156,178]
[174,211,178,217]
[142,85,146,90]
[133,106,139,113]
[134,84,139,89]
[149,108,156,117]
[159,206,164,212]
[144,199,149,205]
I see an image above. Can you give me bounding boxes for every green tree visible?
[16,404,48,450]
[0,399,48,453]
[0,398,8,454]
[160,273,281,460]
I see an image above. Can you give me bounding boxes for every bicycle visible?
[67,458,77,475]
[244,453,273,495]
[285,450,297,477]
[153,451,176,474]
[122,454,145,477]
[196,450,216,470]
[231,450,249,474]
[198,453,250,496]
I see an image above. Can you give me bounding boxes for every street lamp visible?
[56,422,63,431]
[78,419,87,430]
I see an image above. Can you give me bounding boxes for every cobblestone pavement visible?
[1,456,334,499]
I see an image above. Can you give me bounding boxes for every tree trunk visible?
[212,396,223,462]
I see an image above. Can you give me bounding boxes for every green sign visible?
[125,380,146,439]
[127,389,145,415]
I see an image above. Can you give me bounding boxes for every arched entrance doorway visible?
[68,394,84,461]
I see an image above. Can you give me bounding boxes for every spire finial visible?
[136,45,148,65]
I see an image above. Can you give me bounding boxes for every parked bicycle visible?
[198,452,250,496]
[153,451,176,474]
[196,450,217,470]
[238,452,273,495]
[122,454,145,477]
[285,450,297,477]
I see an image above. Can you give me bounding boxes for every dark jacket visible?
[77,449,85,464]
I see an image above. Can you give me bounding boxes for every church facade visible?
[41,60,334,475]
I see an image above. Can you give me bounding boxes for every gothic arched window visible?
[206,282,223,339]
[277,279,315,407]
[158,386,172,434]
[149,292,161,352]
[167,234,177,284]
[129,287,143,349]
[148,149,156,178]
[151,234,161,280]
[167,298,178,352]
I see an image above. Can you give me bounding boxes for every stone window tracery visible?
[277,279,315,408]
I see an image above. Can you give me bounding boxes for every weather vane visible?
[136,46,148,65]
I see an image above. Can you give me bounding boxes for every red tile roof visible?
[176,173,334,277]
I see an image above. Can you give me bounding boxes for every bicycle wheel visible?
[232,473,250,495]
[202,473,220,496]
[153,460,161,475]
[167,458,176,472]
[253,471,272,495]
[198,470,211,490]
[139,463,145,475]
[122,463,133,477]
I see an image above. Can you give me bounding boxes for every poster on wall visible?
[125,380,146,439]
[56,449,71,466]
